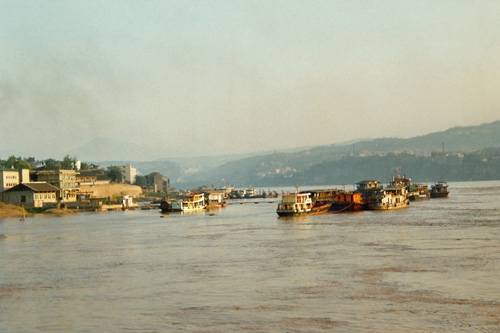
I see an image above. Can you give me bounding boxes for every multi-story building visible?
[145,172,170,193]
[0,167,30,201]
[35,169,79,202]
[1,167,20,193]
[119,163,137,184]
[77,169,111,186]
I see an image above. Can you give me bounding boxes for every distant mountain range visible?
[180,120,500,188]
[72,120,500,188]
[347,120,500,154]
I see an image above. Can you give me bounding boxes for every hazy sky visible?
[1,1,500,159]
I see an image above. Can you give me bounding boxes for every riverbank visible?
[0,203,28,219]
[0,203,77,219]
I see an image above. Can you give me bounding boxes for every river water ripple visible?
[1,181,499,331]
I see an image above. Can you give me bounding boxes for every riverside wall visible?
[80,184,143,198]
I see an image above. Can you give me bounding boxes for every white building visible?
[0,167,30,202]
[119,163,137,184]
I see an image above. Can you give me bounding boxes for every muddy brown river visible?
[1,181,499,331]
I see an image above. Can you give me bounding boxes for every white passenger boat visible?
[368,185,409,210]
[172,193,206,212]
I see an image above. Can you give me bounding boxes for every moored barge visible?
[430,181,449,198]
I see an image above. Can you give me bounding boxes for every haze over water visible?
[1,181,499,331]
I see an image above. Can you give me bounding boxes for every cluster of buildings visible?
[0,161,172,209]
[0,167,85,209]
[104,164,171,193]
[143,172,171,193]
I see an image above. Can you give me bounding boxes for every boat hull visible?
[310,203,332,215]
[277,210,310,217]
[277,203,330,217]
[369,202,408,210]
[330,202,363,212]
[430,192,449,198]
[430,182,449,198]
[160,200,172,212]
[409,193,430,201]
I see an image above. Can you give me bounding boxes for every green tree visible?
[134,175,147,187]
[80,162,90,170]
[106,166,123,183]
[44,159,58,170]
[5,156,16,168]
[13,160,32,170]
[4,156,32,170]
[61,155,76,170]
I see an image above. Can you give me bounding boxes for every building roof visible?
[37,169,77,174]
[5,182,60,193]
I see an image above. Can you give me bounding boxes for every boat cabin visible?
[278,193,312,213]
[309,189,339,204]
[335,192,362,204]
[356,180,382,191]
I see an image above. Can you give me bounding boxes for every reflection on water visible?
[1,181,499,331]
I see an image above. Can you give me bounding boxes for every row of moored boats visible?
[157,177,449,216]
[276,177,449,217]
[160,192,226,213]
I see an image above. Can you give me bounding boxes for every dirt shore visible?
[0,203,28,219]
[42,208,76,216]
[0,203,76,219]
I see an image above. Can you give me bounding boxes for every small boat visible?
[368,185,409,210]
[161,193,207,212]
[389,171,430,202]
[160,200,173,212]
[204,191,227,209]
[408,184,430,201]
[276,192,330,217]
[430,181,449,198]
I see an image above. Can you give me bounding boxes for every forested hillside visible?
[178,121,500,188]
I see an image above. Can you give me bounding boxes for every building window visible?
[20,195,26,203]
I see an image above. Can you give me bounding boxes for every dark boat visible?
[430,182,449,198]
[160,200,173,212]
